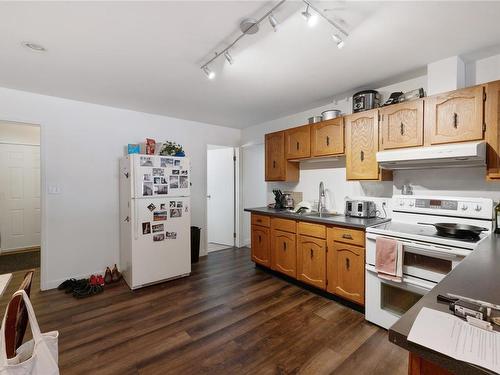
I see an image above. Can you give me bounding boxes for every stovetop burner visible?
[434,231,480,242]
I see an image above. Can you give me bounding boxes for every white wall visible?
[240,53,500,246]
[0,86,240,289]
[0,121,40,145]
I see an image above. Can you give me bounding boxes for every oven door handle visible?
[366,233,469,258]
[365,264,436,291]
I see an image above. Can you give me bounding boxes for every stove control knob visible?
[475,205,482,212]
[399,200,405,207]
[409,201,414,207]
[461,204,468,211]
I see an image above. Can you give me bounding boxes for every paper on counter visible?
[408,307,500,373]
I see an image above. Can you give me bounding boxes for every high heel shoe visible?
[111,264,122,283]
[104,267,112,284]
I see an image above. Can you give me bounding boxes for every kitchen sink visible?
[303,212,341,218]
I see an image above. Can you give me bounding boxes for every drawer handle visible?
[256,219,262,223]
[283,242,287,251]
[342,234,353,240]
[360,150,364,162]
[296,141,300,150]
[310,249,313,259]
[400,122,405,136]
[326,136,330,146]
[345,258,350,270]
[453,113,458,129]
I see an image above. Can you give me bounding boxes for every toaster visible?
[345,200,377,218]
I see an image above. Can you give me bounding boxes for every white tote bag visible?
[0,290,59,375]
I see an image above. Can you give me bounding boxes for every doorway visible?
[206,145,238,253]
[0,121,41,274]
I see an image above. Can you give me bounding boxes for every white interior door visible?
[207,147,234,247]
[0,143,41,253]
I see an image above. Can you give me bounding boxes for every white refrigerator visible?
[119,154,191,289]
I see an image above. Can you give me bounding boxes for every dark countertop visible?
[389,233,500,375]
[244,207,391,229]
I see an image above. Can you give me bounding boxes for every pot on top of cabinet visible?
[353,90,381,113]
[321,110,342,120]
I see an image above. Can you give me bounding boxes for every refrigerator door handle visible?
[134,201,138,240]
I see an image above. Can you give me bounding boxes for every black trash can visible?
[190,226,201,263]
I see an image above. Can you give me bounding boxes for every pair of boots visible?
[104,264,122,284]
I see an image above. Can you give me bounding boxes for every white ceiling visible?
[1,1,500,129]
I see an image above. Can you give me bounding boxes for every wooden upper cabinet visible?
[425,85,485,145]
[327,240,365,305]
[251,225,270,267]
[285,125,311,159]
[380,99,424,150]
[311,118,345,157]
[265,131,299,182]
[345,109,380,180]
[485,80,500,180]
[297,235,327,289]
[271,230,297,278]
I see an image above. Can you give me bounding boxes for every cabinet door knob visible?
[258,235,261,243]
[326,136,330,146]
[283,241,287,251]
[296,141,300,150]
[345,258,350,270]
[310,249,313,259]
[272,160,276,168]
[453,113,458,129]
[360,150,364,162]
[400,122,405,135]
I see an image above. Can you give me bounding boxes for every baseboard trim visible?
[42,269,105,291]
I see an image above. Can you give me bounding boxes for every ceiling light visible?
[332,34,344,49]
[224,51,234,65]
[21,41,46,52]
[301,5,318,27]
[202,66,215,80]
[268,14,279,32]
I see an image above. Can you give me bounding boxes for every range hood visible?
[377,141,486,170]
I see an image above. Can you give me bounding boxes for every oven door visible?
[366,233,469,283]
[365,264,435,329]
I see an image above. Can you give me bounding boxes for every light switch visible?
[48,185,62,195]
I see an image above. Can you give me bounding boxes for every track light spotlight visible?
[332,34,345,49]
[268,14,279,32]
[224,51,234,65]
[301,5,318,27]
[202,66,215,80]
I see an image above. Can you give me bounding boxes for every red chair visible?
[4,270,35,359]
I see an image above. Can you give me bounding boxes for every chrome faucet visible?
[318,181,325,214]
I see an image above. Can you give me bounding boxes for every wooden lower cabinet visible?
[271,230,297,278]
[251,219,366,305]
[297,235,327,289]
[327,232,365,305]
[251,225,270,267]
[408,353,452,375]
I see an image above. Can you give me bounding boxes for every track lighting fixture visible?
[301,5,318,27]
[224,51,234,65]
[202,66,215,80]
[199,0,350,79]
[332,34,345,49]
[268,14,279,32]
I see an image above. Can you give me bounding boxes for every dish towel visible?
[375,237,403,282]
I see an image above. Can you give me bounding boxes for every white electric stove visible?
[365,195,494,329]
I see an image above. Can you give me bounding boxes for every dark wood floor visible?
[0,247,408,374]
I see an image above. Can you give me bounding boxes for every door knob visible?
[207,195,211,199]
